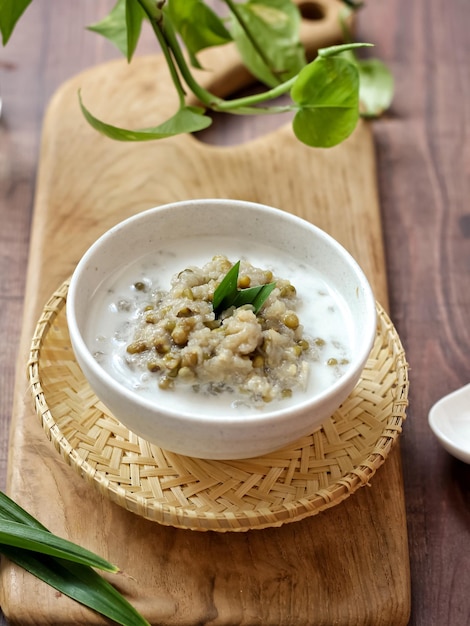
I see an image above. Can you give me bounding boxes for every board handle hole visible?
[298,2,326,21]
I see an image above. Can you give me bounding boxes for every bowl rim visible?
[66,198,377,426]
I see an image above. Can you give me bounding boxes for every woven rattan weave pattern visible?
[28,281,408,532]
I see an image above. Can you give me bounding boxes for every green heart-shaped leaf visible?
[230,0,306,87]
[87,0,146,62]
[88,0,128,57]
[165,0,232,68]
[290,55,359,148]
[356,57,394,117]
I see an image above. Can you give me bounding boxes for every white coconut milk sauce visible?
[85,236,353,417]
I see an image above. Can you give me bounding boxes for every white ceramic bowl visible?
[67,199,377,459]
[428,384,470,464]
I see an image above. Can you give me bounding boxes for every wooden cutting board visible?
[0,7,411,624]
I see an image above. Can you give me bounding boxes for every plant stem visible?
[136,0,187,107]
[157,13,224,108]
[213,75,297,112]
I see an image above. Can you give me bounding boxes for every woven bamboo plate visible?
[28,281,409,532]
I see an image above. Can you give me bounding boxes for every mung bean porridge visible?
[85,237,353,417]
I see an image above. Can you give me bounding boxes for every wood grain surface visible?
[1,1,470,625]
[0,27,411,626]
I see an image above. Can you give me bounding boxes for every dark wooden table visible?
[1,1,469,625]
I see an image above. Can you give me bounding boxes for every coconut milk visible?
[85,236,353,417]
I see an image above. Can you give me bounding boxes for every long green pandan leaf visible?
[0,519,117,571]
[0,492,150,626]
[1,547,151,626]
[232,283,276,314]
[165,0,232,68]
[290,54,360,148]
[213,261,241,314]
[79,93,212,141]
[212,261,276,317]
[230,0,306,88]
[0,0,33,45]
[0,490,48,529]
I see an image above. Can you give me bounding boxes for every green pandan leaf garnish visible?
[213,261,276,317]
